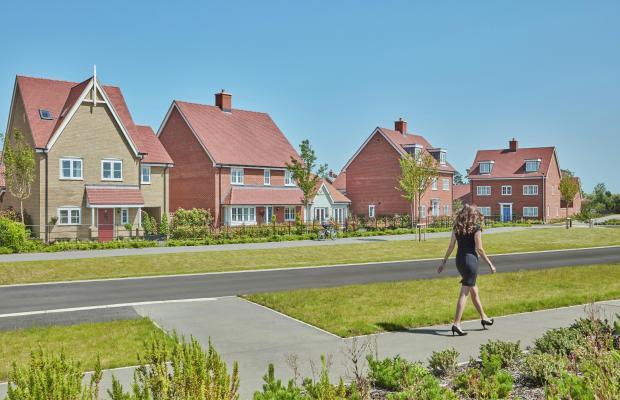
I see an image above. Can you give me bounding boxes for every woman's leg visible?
[470,285,489,320]
[453,285,470,326]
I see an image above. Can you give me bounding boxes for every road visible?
[1,246,618,317]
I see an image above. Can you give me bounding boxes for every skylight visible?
[39,109,53,120]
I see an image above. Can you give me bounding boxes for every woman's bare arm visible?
[474,230,496,273]
[437,232,457,274]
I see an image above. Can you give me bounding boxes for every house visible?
[453,184,471,206]
[157,91,350,226]
[336,118,456,219]
[468,138,579,222]
[560,176,583,217]
[1,74,173,242]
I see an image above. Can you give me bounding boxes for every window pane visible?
[59,210,68,224]
[73,160,82,178]
[103,162,111,178]
[113,162,122,179]
[62,160,71,177]
[70,209,80,224]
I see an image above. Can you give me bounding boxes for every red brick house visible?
[453,184,471,206]
[157,91,350,226]
[468,138,580,222]
[337,119,455,219]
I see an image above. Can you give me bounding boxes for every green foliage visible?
[44,240,156,252]
[559,173,580,217]
[427,348,459,377]
[545,372,595,400]
[533,327,587,356]
[171,208,213,239]
[367,355,445,393]
[159,213,170,236]
[479,340,522,368]
[396,152,439,225]
[141,211,156,236]
[301,357,350,400]
[253,364,303,400]
[453,355,513,399]
[0,217,28,252]
[124,223,133,232]
[5,348,102,400]
[3,129,36,222]
[582,182,620,215]
[522,352,568,386]
[109,333,239,400]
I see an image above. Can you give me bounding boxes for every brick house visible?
[468,138,580,222]
[336,119,455,219]
[1,74,173,242]
[157,91,350,226]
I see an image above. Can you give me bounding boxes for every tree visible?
[286,140,327,225]
[3,129,35,223]
[453,170,468,185]
[559,172,580,227]
[397,151,439,229]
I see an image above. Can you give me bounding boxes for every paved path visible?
[1,246,618,317]
[0,226,531,263]
[2,297,618,399]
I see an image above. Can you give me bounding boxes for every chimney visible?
[394,118,407,135]
[214,89,232,112]
[509,138,518,152]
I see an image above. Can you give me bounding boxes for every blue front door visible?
[501,204,512,222]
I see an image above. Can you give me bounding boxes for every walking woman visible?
[437,204,496,336]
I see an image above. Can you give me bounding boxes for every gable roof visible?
[468,146,557,179]
[133,125,173,164]
[332,171,346,192]
[316,178,351,204]
[13,75,172,164]
[159,100,299,168]
[453,184,471,204]
[341,126,456,173]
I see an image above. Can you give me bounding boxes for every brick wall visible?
[470,178,545,218]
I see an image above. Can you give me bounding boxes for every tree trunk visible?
[566,206,569,229]
[19,198,24,224]
[410,200,414,229]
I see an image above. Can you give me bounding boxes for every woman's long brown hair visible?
[454,204,482,236]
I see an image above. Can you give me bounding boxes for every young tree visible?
[3,129,35,223]
[397,151,440,229]
[559,171,580,227]
[286,140,327,226]
[453,170,468,185]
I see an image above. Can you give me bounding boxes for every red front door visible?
[98,208,114,242]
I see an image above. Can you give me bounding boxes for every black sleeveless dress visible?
[455,225,481,287]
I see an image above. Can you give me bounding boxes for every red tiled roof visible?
[332,171,346,192]
[173,101,299,168]
[318,179,351,203]
[134,125,174,164]
[86,186,144,206]
[468,146,556,179]
[15,76,172,164]
[222,186,304,205]
[377,127,456,173]
[453,184,471,204]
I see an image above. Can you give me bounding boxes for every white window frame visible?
[523,207,539,218]
[284,206,296,221]
[141,165,151,184]
[263,169,271,186]
[101,159,123,181]
[439,151,447,165]
[479,162,492,174]
[419,205,427,218]
[59,158,83,180]
[284,170,295,186]
[230,206,256,224]
[442,178,450,191]
[231,168,244,185]
[57,207,81,225]
[478,206,491,217]
[368,204,376,218]
[476,186,491,196]
[444,204,450,216]
[523,185,539,196]
[525,160,540,173]
[120,208,129,225]
[333,208,345,224]
[431,200,440,217]
[431,178,438,190]
[501,185,512,196]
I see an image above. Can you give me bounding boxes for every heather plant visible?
[522,352,568,386]
[427,348,459,377]
[533,327,588,357]
[479,340,522,368]
[367,355,442,393]
[453,355,513,399]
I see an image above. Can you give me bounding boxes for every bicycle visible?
[317,226,337,240]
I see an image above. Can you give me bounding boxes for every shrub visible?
[141,211,156,235]
[545,372,595,400]
[254,364,303,400]
[386,372,457,400]
[109,334,239,400]
[171,208,213,239]
[159,213,170,237]
[453,355,513,399]
[367,355,425,391]
[534,327,587,356]
[479,340,522,368]
[522,352,568,386]
[427,348,459,377]
[0,217,28,252]
[5,348,102,400]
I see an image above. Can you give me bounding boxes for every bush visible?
[159,213,170,237]
[453,355,513,399]
[254,364,303,400]
[0,217,28,252]
[5,348,102,399]
[427,348,459,377]
[522,352,568,386]
[545,372,595,400]
[171,208,213,239]
[534,327,587,356]
[368,355,425,391]
[479,340,522,368]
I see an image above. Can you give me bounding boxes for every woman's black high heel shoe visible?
[481,318,494,330]
[451,325,467,336]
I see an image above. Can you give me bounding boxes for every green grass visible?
[0,318,173,380]
[246,263,620,337]
[0,228,618,285]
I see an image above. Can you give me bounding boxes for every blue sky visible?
[1,1,618,191]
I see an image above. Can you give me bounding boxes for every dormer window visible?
[285,170,295,186]
[525,159,541,172]
[39,109,53,120]
[404,144,423,158]
[439,151,447,165]
[479,161,494,174]
[231,168,244,185]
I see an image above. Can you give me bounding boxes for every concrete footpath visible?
[0,226,530,263]
[2,297,618,399]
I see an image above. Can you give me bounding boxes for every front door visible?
[501,204,512,222]
[98,208,114,242]
[264,206,273,223]
[314,207,327,222]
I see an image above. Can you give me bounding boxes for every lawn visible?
[246,263,620,337]
[0,228,618,285]
[0,318,172,380]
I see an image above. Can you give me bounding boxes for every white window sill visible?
[230,221,257,226]
[57,223,81,226]
[102,178,123,182]
[141,181,151,185]
[231,182,244,186]
[59,177,84,181]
